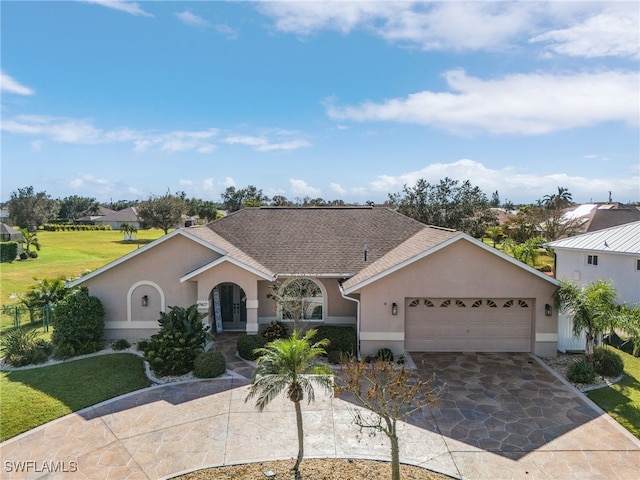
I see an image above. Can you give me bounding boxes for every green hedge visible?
[0,241,18,262]
[42,224,113,231]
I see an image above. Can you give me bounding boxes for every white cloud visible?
[177,177,221,199]
[80,1,153,17]
[69,173,110,189]
[329,182,347,196]
[362,159,640,204]
[224,135,311,152]
[289,178,321,198]
[1,114,219,153]
[259,1,638,59]
[327,69,639,135]
[175,10,210,28]
[30,140,44,151]
[1,71,35,95]
[530,5,640,59]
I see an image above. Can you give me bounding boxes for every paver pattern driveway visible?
[1,341,639,479]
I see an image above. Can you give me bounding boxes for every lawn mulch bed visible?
[174,458,454,480]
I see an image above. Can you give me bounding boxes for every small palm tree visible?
[554,279,618,356]
[245,329,333,480]
[120,222,136,240]
[485,225,504,248]
[20,228,40,257]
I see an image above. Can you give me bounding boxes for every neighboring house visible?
[0,223,24,257]
[77,206,116,224]
[0,208,9,223]
[93,207,141,230]
[68,207,559,357]
[548,221,640,352]
[560,203,640,235]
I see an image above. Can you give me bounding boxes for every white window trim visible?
[277,277,327,322]
[586,254,599,266]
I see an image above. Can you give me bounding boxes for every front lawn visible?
[587,349,640,439]
[0,353,150,441]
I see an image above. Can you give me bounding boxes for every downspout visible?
[339,285,361,360]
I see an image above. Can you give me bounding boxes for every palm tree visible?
[485,226,504,248]
[245,329,333,480]
[542,186,573,210]
[120,222,136,240]
[554,279,618,356]
[20,228,40,257]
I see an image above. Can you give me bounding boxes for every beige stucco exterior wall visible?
[80,234,220,339]
[353,239,558,357]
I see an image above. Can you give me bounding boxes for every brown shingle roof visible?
[200,207,427,276]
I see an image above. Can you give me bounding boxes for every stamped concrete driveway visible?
[1,351,639,480]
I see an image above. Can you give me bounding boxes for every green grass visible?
[0,229,164,330]
[0,353,151,441]
[587,349,640,439]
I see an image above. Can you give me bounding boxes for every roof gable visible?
[548,221,640,255]
[67,229,228,288]
[343,232,559,294]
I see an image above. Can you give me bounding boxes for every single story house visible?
[548,221,640,352]
[68,207,560,357]
[93,207,141,230]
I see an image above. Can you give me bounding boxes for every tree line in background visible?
[1,182,625,242]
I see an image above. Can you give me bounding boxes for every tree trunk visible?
[293,400,304,480]
[585,332,595,357]
[390,420,401,480]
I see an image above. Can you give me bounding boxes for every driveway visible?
[1,351,638,479]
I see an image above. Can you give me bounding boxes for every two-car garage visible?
[404,298,533,352]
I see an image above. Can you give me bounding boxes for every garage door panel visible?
[405,298,532,352]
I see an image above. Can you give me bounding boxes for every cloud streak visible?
[80,1,153,17]
[327,69,639,135]
[1,114,311,154]
[1,71,34,95]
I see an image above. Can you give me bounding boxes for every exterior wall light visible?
[392,302,398,315]
[142,295,149,307]
[545,304,552,316]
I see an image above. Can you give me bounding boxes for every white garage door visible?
[405,298,532,352]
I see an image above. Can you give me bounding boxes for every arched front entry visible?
[210,283,247,332]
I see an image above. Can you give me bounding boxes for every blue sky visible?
[2,1,639,206]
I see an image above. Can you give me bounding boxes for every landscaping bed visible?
[542,352,619,391]
[175,458,453,480]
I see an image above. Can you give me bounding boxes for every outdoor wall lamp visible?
[545,304,552,316]
[391,302,398,316]
[141,295,149,307]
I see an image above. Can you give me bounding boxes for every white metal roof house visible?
[548,221,640,352]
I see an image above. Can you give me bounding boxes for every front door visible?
[216,283,247,331]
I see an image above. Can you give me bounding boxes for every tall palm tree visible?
[543,186,573,210]
[554,279,618,356]
[245,329,333,480]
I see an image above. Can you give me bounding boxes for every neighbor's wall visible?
[555,249,640,306]
[355,239,558,357]
[81,234,220,339]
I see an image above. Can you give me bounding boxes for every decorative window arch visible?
[277,278,325,321]
[127,281,165,322]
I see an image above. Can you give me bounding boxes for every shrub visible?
[193,350,226,378]
[19,252,28,260]
[237,334,267,361]
[0,241,18,263]
[262,320,289,342]
[0,329,52,366]
[53,344,75,360]
[327,350,347,365]
[592,347,624,377]
[52,288,104,357]
[137,339,149,352]
[376,347,394,362]
[112,339,131,350]
[29,251,38,258]
[567,359,596,384]
[143,304,209,376]
[315,326,357,355]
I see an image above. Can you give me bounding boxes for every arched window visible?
[278,278,324,321]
